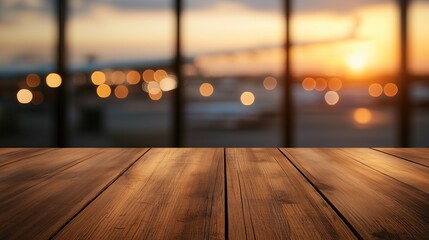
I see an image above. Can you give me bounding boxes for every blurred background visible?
[0,0,428,147]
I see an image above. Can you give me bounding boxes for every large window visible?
[0,0,55,146]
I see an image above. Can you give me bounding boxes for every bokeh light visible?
[91,71,106,85]
[315,78,327,91]
[199,83,214,97]
[368,83,383,97]
[111,71,125,85]
[17,89,33,104]
[114,85,129,99]
[353,108,372,125]
[26,74,40,88]
[302,77,316,91]
[324,91,340,105]
[96,84,111,98]
[149,91,162,101]
[160,77,177,91]
[46,73,62,88]
[154,69,168,82]
[263,76,277,90]
[142,69,155,83]
[328,78,342,91]
[148,81,161,95]
[126,70,140,85]
[240,91,255,106]
[384,83,398,97]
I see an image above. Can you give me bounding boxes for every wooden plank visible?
[341,148,429,194]
[226,148,356,240]
[0,148,148,240]
[0,148,54,167]
[374,148,429,167]
[280,148,429,239]
[54,148,225,240]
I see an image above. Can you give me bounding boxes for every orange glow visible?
[46,73,62,88]
[302,77,316,91]
[154,69,168,82]
[17,89,33,104]
[324,91,340,105]
[26,74,40,88]
[199,83,214,97]
[142,69,155,83]
[91,71,106,85]
[315,78,327,92]
[240,91,255,106]
[328,78,342,91]
[346,53,369,72]
[97,84,111,98]
[263,76,277,90]
[353,108,372,125]
[368,83,383,97]
[384,83,398,97]
[111,71,125,85]
[149,91,162,101]
[114,85,129,99]
[126,70,141,85]
[32,91,44,105]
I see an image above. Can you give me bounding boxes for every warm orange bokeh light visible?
[240,91,255,106]
[199,83,214,97]
[263,76,277,90]
[26,73,40,88]
[91,71,106,85]
[126,70,141,85]
[46,73,62,88]
[154,69,168,82]
[114,85,129,99]
[111,71,125,85]
[384,83,398,97]
[302,77,316,91]
[97,84,111,98]
[346,53,368,72]
[17,89,33,104]
[148,81,161,95]
[142,69,155,83]
[324,91,340,105]
[353,108,372,125]
[149,91,162,101]
[368,83,383,97]
[160,77,177,91]
[328,78,342,91]
[315,78,327,92]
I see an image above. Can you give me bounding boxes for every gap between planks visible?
[49,148,151,240]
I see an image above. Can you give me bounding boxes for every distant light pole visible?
[173,0,184,147]
[399,0,409,147]
[283,0,293,147]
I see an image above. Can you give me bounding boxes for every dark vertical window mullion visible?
[173,0,184,147]
[55,0,68,147]
[399,0,410,147]
[283,0,293,147]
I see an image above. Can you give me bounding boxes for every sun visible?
[346,52,369,72]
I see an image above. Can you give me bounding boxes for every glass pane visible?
[68,0,174,146]
[410,0,429,146]
[0,0,55,146]
[183,0,284,147]
[293,0,398,146]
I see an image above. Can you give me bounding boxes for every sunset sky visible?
[0,0,428,76]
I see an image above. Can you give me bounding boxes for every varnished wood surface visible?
[0,148,428,239]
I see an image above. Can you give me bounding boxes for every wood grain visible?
[0,148,54,168]
[280,148,429,239]
[54,148,225,240]
[340,148,429,194]
[226,148,356,240]
[374,148,429,167]
[0,148,148,240]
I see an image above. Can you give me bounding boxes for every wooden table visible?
[0,148,428,239]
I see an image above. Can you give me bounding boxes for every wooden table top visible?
[0,148,428,239]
